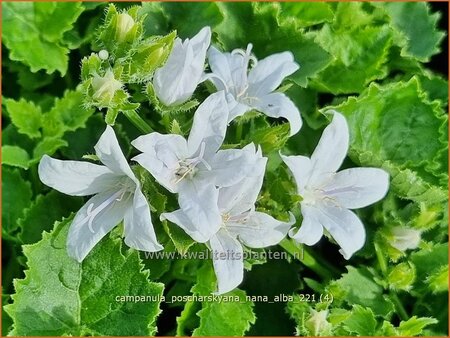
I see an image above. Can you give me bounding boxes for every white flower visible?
[38,126,163,262]
[132,91,257,242]
[206,43,302,136]
[153,26,211,106]
[163,148,294,294]
[281,111,389,259]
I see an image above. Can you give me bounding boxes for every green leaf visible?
[162,220,196,256]
[383,2,445,62]
[4,98,42,139]
[6,216,164,335]
[280,2,333,27]
[159,3,223,38]
[215,3,332,87]
[342,305,377,336]
[327,266,394,316]
[2,145,30,169]
[43,90,95,138]
[2,2,83,75]
[34,2,84,42]
[2,168,32,236]
[410,243,448,291]
[329,78,448,200]
[397,316,438,336]
[18,191,82,244]
[191,263,256,336]
[313,24,392,94]
[32,137,68,162]
[426,265,448,293]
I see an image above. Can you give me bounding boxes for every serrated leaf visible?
[18,191,82,244]
[32,137,68,162]
[42,90,95,138]
[328,266,394,317]
[2,145,30,169]
[342,305,377,336]
[410,242,448,291]
[426,265,448,293]
[280,2,333,27]
[383,2,445,62]
[397,316,438,336]
[158,3,223,38]
[329,78,448,200]
[313,24,392,94]
[190,263,256,336]
[2,2,83,75]
[4,98,42,139]
[2,168,32,236]
[6,216,164,335]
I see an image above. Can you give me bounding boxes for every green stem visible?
[123,110,153,134]
[375,242,409,321]
[390,291,409,321]
[235,122,243,141]
[280,239,337,280]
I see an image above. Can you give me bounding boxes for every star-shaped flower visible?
[38,126,163,262]
[281,111,389,259]
[163,147,294,294]
[153,26,211,106]
[132,91,257,242]
[206,43,302,136]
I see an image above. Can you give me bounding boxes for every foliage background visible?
[1,1,448,336]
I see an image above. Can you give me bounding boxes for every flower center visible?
[80,178,134,233]
[230,43,258,101]
[174,142,211,184]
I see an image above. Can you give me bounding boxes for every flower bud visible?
[389,226,421,251]
[305,310,332,336]
[92,70,122,105]
[116,13,135,42]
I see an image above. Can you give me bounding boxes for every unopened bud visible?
[92,70,122,104]
[116,13,135,42]
[389,226,421,251]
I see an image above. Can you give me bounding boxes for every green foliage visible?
[5,217,164,335]
[2,2,83,75]
[2,2,447,336]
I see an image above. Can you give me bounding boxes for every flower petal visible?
[154,27,211,106]
[229,211,294,248]
[187,91,229,156]
[308,111,349,185]
[226,92,251,122]
[203,143,262,189]
[323,168,389,209]
[210,229,244,294]
[314,203,366,259]
[161,209,209,243]
[123,186,163,252]
[280,154,312,192]
[289,204,323,246]
[132,133,188,193]
[67,189,131,262]
[177,179,222,241]
[207,46,247,97]
[38,155,117,196]
[253,92,302,136]
[95,126,135,179]
[248,51,299,97]
[217,148,266,215]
